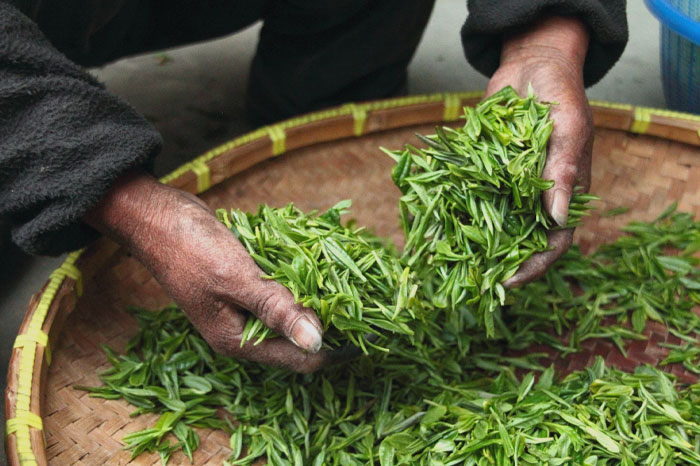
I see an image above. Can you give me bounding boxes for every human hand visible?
[84,171,330,373]
[485,16,593,287]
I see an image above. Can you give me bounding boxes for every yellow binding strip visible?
[189,159,211,193]
[6,412,43,434]
[158,91,486,187]
[443,94,462,121]
[639,107,700,140]
[8,249,83,465]
[344,103,368,136]
[14,330,51,367]
[589,100,633,111]
[13,332,48,349]
[7,410,43,466]
[631,106,652,134]
[50,260,82,297]
[158,126,272,185]
[643,107,700,121]
[267,125,287,156]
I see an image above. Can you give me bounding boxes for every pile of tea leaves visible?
[78,88,700,465]
[80,206,700,465]
[501,203,700,357]
[216,201,420,353]
[81,303,700,465]
[383,85,595,337]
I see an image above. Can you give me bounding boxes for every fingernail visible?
[291,316,323,353]
[551,188,570,227]
[308,316,323,334]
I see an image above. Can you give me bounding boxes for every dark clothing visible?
[17,0,436,124]
[247,0,436,125]
[462,0,628,87]
[0,2,162,255]
[0,0,628,256]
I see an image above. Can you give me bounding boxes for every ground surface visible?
[1,2,666,463]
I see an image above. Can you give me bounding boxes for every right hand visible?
[485,16,593,288]
[84,170,329,373]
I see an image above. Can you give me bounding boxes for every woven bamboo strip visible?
[160,95,700,197]
[5,93,700,465]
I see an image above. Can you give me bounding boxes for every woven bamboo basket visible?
[6,92,700,465]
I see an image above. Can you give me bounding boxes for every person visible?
[0,1,627,373]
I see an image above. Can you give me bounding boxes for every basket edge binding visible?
[5,91,700,466]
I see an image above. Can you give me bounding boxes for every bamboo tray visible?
[6,92,700,465]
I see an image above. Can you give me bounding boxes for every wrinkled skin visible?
[85,171,333,373]
[486,16,593,287]
[84,16,593,371]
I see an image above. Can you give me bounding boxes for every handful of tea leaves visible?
[216,201,419,352]
[384,85,594,336]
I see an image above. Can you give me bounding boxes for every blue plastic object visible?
[645,0,700,112]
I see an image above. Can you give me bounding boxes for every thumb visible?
[541,116,591,227]
[543,185,572,228]
[225,251,324,353]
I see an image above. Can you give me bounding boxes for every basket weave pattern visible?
[6,93,700,465]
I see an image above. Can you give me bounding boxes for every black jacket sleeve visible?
[462,0,628,87]
[0,1,162,256]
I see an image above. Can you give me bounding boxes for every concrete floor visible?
[1,1,665,463]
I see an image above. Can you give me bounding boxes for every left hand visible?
[84,171,330,373]
[485,16,593,287]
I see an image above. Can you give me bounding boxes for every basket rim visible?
[5,90,700,466]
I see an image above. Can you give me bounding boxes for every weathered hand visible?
[485,16,593,287]
[85,171,330,373]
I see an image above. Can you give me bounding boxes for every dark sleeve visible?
[461,0,628,87]
[0,1,162,256]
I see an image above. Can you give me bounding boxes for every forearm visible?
[83,170,168,251]
[462,0,627,87]
[501,16,589,69]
